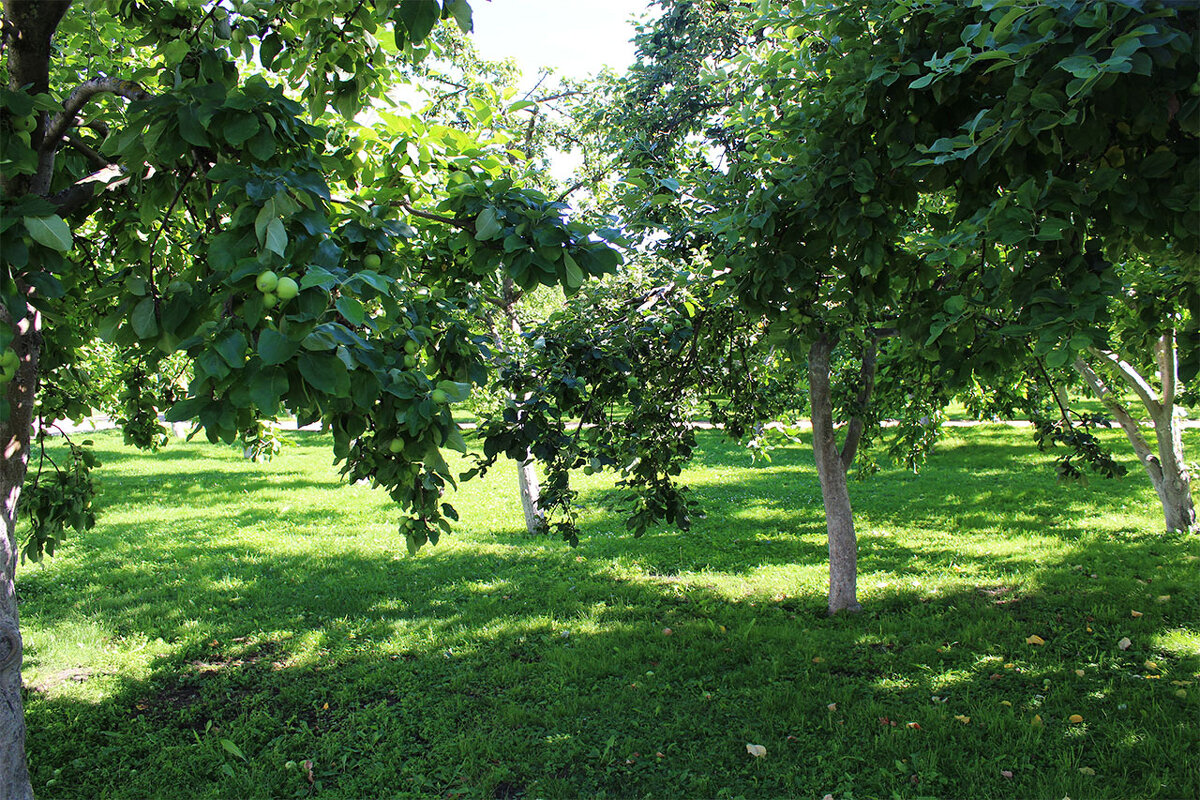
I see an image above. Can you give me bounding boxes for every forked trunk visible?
[808,335,862,615]
[1075,342,1196,534]
[1,304,40,800]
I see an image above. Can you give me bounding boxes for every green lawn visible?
[18,425,1199,799]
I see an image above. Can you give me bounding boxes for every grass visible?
[17,424,1200,799]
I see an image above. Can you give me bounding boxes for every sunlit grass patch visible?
[17,424,1199,799]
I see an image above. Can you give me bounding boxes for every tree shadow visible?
[17,427,1198,798]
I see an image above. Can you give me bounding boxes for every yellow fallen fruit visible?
[1074,669,1085,677]
[1131,610,1144,618]
[955,715,970,724]
[1026,634,1046,645]
[812,656,824,663]
[1000,700,1012,707]
[1069,714,1084,723]
[1144,660,1158,670]
[1031,715,1043,726]
[1079,767,1095,776]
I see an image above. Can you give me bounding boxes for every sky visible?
[468,0,654,86]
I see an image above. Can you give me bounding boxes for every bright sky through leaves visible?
[470,0,652,86]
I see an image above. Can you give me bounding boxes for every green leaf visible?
[22,215,73,252]
[219,739,246,761]
[131,297,158,338]
[215,330,247,368]
[943,295,966,315]
[248,367,288,413]
[1045,346,1070,369]
[258,329,299,365]
[177,107,208,147]
[298,352,350,396]
[474,207,502,240]
[335,295,365,327]
[434,380,472,403]
[562,252,585,292]
[397,0,441,45]
[446,0,472,33]
[259,32,283,69]
[265,218,287,257]
[224,114,260,147]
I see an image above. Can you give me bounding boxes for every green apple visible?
[275,276,299,300]
[403,339,420,355]
[388,438,404,453]
[0,349,19,370]
[662,323,675,335]
[363,253,382,269]
[907,113,920,125]
[859,194,871,205]
[10,115,36,133]
[256,270,278,293]
[262,292,278,309]
[430,388,450,404]
[403,354,417,369]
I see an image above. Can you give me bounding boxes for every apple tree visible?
[0,1,621,796]
[509,0,1197,617]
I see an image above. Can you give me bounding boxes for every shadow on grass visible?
[21,533,1200,798]
[17,427,1199,799]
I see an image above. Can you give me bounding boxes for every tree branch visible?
[48,163,129,216]
[840,337,877,470]
[397,200,471,228]
[62,131,111,170]
[1157,329,1177,419]
[34,77,148,195]
[1088,346,1163,418]
[1075,357,1162,483]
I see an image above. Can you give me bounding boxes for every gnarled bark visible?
[808,335,862,615]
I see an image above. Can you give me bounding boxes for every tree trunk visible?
[516,457,544,533]
[808,335,862,615]
[1076,342,1196,534]
[0,304,40,800]
[494,276,544,535]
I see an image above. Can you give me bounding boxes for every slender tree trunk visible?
[808,335,862,615]
[0,303,40,800]
[516,458,544,533]
[1075,344,1195,533]
[494,275,544,534]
